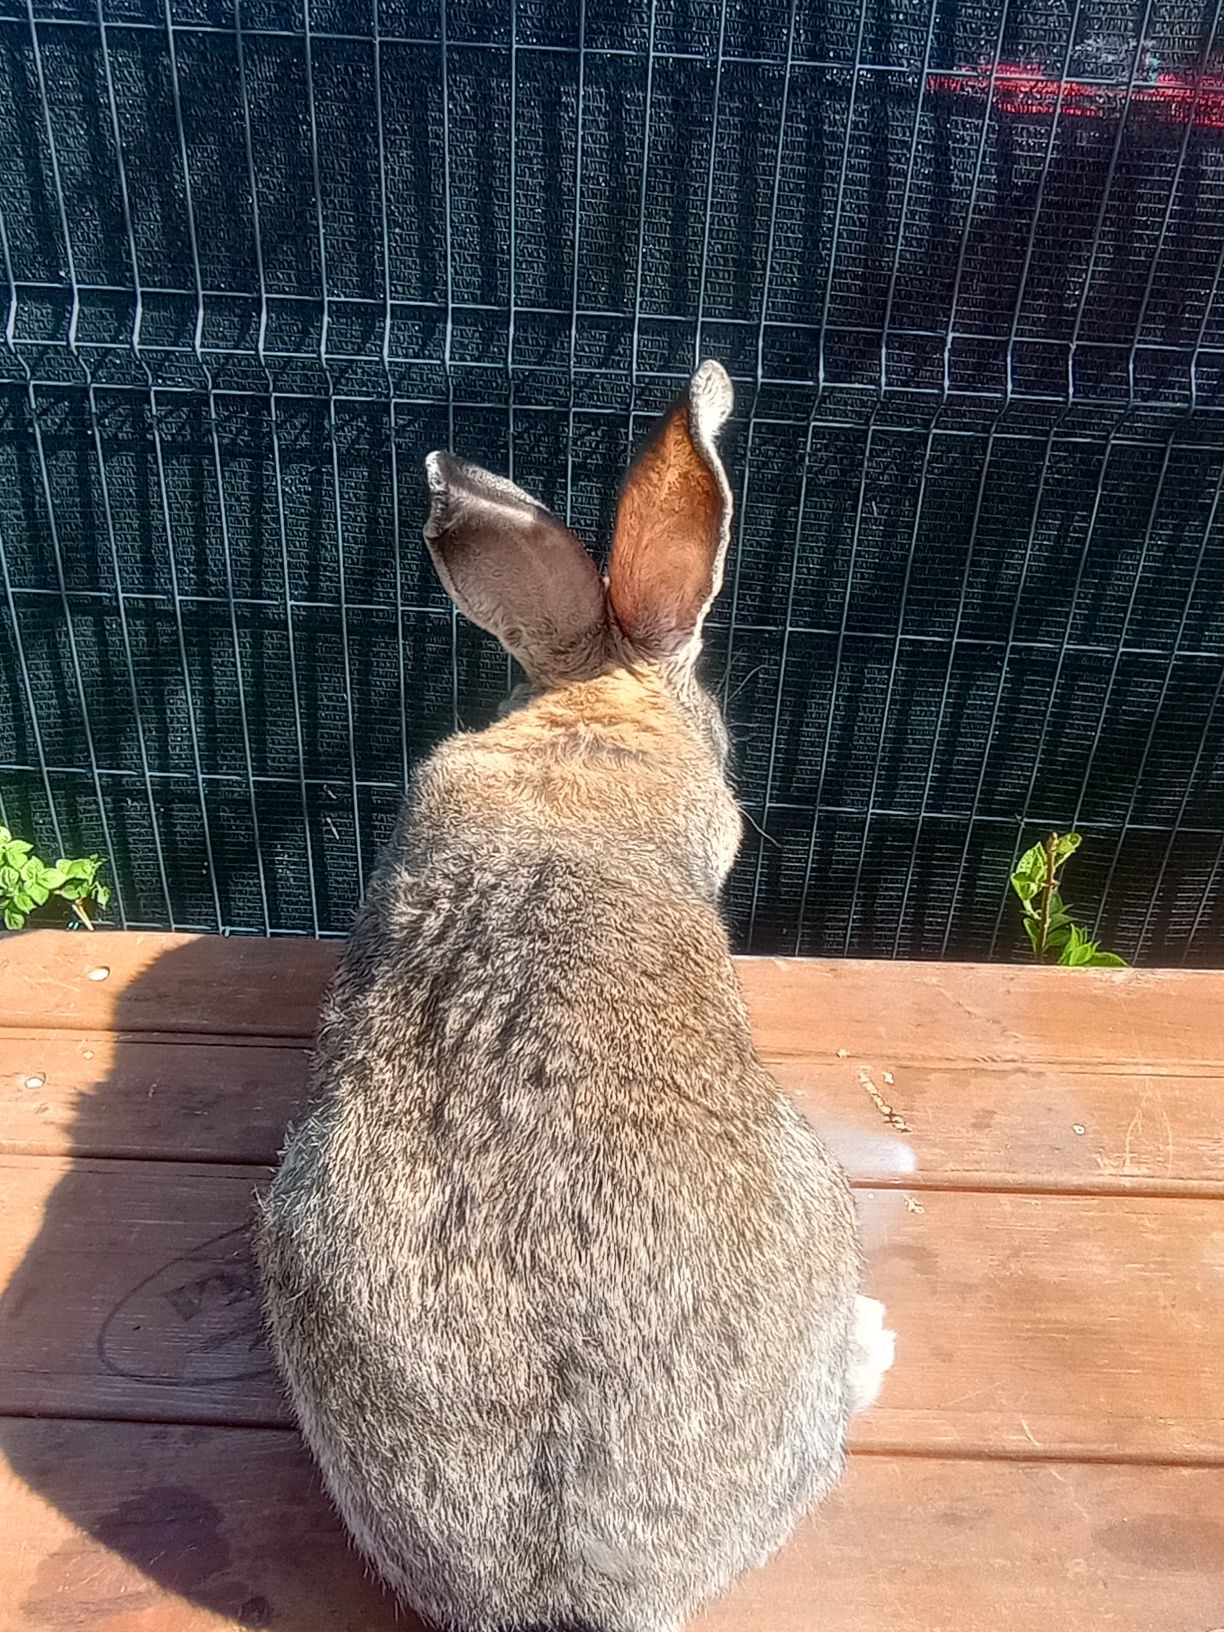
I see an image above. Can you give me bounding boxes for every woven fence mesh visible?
[2,0,1224,959]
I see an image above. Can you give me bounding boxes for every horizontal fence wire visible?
[1,0,1224,961]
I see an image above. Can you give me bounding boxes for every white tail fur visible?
[847,1295,895,1414]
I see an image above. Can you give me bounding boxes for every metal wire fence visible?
[2,0,1224,960]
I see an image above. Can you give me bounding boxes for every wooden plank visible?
[4,1031,1223,1196]
[2,1156,1221,1461]
[856,1186,1224,1461]
[0,1419,405,1632]
[742,956,1224,1069]
[0,1158,275,1429]
[0,1035,308,1164]
[5,930,1224,1071]
[1,1421,1222,1632]
[776,1061,1224,1197]
[0,931,337,1042]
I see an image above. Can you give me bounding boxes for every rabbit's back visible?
[258,844,859,1632]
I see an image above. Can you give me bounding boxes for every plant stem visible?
[73,900,95,931]
[1038,831,1059,963]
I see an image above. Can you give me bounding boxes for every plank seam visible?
[1,1148,1220,1202]
[1,1410,1221,1470]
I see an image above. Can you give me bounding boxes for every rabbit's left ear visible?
[423,453,611,683]
[607,360,734,663]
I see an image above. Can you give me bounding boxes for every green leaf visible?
[58,858,93,880]
[1014,843,1049,884]
[58,880,86,900]
[94,883,111,908]
[40,867,66,889]
[1023,918,1042,953]
[1086,950,1127,968]
[1010,874,1040,904]
[0,825,10,845]
[5,839,32,859]
[3,906,24,931]
[1056,925,1082,964]
[1053,832,1083,863]
[0,865,18,892]
[24,881,49,907]
[11,889,34,913]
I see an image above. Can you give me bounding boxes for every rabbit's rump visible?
[259,981,859,1632]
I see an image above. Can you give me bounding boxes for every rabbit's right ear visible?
[608,360,734,664]
[423,453,611,683]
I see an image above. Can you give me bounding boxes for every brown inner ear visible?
[609,404,724,657]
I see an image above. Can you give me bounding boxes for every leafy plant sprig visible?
[0,826,111,931]
[1010,831,1125,968]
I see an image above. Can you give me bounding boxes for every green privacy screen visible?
[2,0,1223,960]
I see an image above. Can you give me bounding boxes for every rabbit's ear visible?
[423,453,611,682]
[608,360,734,662]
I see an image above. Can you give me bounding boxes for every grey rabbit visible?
[257,360,894,1632]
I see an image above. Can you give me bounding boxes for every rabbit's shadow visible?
[0,936,414,1631]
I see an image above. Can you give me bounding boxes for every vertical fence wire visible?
[88,0,174,926]
[1099,0,1224,959]
[161,0,270,933]
[1185,769,1224,958]
[986,424,1126,945]
[302,0,364,893]
[842,4,946,951]
[1138,644,1224,960]
[1064,2,1159,383]
[1003,0,1087,400]
[100,4,224,931]
[959,409,1074,959]
[625,0,658,465]
[724,0,799,753]
[890,2,1013,954]
[371,0,410,800]
[727,0,800,948]
[1190,215,1224,410]
[692,0,728,374]
[236,0,320,936]
[992,10,1163,941]
[563,0,587,531]
[962,0,1087,957]
[842,413,944,955]
[1128,0,1224,393]
[1066,434,1176,838]
[438,0,458,731]
[0,204,65,862]
[19,0,126,922]
[1096,451,1224,949]
[505,0,518,692]
[791,0,876,947]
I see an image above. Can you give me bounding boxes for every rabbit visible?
[256,360,894,1632]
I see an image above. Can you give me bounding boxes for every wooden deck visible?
[1,930,1222,1630]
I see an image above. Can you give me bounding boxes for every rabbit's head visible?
[421,360,740,895]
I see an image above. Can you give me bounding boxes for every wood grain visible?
[3,1155,1221,1461]
[6,932,1224,1070]
[1,1420,1221,1632]
[2,931,1224,1629]
[3,1032,1222,1196]
[0,1034,309,1164]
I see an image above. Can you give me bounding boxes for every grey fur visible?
[257,362,873,1632]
